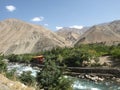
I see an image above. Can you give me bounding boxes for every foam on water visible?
[7,63,39,77]
[7,63,120,90]
[73,81,100,90]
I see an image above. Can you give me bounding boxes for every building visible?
[31,55,44,64]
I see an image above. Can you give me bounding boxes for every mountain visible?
[0,19,68,55]
[56,27,89,45]
[75,20,120,45]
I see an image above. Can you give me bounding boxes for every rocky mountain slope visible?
[56,27,88,45]
[75,20,120,45]
[1,18,120,55]
[0,19,68,55]
[0,74,34,90]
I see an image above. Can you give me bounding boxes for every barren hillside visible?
[0,19,68,55]
[56,27,88,45]
[75,20,120,45]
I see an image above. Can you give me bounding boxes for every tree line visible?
[4,44,120,67]
[0,44,120,90]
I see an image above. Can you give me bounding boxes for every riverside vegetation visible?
[0,44,120,90]
[6,44,120,67]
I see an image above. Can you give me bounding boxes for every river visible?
[7,63,120,90]
[73,78,120,90]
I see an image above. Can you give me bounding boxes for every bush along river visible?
[7,63,120,90]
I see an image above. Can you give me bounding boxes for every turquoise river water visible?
[73,78,120,90]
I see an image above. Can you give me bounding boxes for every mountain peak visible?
[3,18,24,23]
[75,20,120,45]
[56,27,89,45]
[0,19,68,55]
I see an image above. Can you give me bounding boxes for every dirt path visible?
[99,56,112,66]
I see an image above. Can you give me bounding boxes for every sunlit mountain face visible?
[0,19,69,55]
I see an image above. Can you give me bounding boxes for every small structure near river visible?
[31,55,44,64]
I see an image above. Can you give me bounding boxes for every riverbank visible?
[0,74,35,90]
[73,77,120,90]
[8,62,120,82]
[7,62,120,90]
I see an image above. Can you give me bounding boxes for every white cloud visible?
[44,24,48,26]
[70,25,83,29]
[5,5,16,12]
[56,26,63,30]
[31,17,44,22]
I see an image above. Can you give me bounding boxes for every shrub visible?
[5,69,17,80]
[19,71,36,86]
[7,54,20,62]
[37,60,73,90]
[0,55,7,73]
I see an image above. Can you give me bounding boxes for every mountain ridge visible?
[56,27,89,45]
[75,20,120,45]
[0,18,120,54]
[0,18,68,55]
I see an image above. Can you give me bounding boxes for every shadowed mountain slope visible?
[56,27,89,45]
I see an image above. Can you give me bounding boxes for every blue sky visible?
[0,0,120,30]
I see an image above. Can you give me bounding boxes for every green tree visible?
[7,54,19,62]
[5,69,17,80]
[111,48,120,59]
[56,54,64,66]
[19,71,36,86]
[0,55,7,73]
[37,60,73,90]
